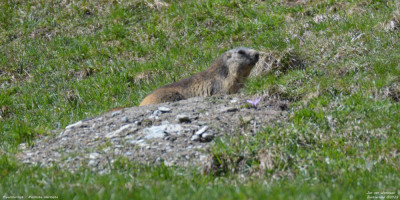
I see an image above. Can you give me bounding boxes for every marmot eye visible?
[238,50,245,55]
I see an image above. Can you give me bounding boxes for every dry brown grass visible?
[250,49,305,78]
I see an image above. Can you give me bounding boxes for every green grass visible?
[1,0,400,199]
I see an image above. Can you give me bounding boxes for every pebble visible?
[199,154,208,161]
[53,152,61,157]
[89,152,100,159]
[164,124,183,136]
[197,121,207,125]
[195,126,208,135]
[103,147,111,153]
[149,110,162,120]
[125,152,133,157]
[65,120,84,129]
[18,143,27,151]
[111,138,121,143]
[201,132,214,142]
[121,116,129,123]
[114,148,121,155]
[176,114,191,123]
[126,139,147,147]
[88,159,98,166]
[105,124,137,138]
[191,134,200,141]
[111,111,121,117]
[143,126,166,139]
[158,106,171,112]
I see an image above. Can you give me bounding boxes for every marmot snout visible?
[140,47,259,106]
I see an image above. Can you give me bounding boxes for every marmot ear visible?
[226,52,232,59]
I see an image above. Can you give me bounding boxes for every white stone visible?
[164,124,183,135]
[105,124,137,138]
[88,160,98,166]
[195,126,208,135]
[149,110,162,120]
[191,134,200,141]
[158,106,171,112]
[89,152,100,159]
[121,116,129,122]
[143,126,167,139]
[201,132,214,141]
[143,124,183,139]
[111,111,121,117]
[65,120,83,129]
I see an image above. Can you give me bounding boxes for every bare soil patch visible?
[18,94,288,173]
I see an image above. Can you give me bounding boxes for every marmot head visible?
[220,47,259,79]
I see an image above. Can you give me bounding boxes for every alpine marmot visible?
[140,47,259,106]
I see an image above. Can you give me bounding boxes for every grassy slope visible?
[1,0,399,199]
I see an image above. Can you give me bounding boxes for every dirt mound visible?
[18,94,288,173]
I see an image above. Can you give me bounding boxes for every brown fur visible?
[140,48,259,106]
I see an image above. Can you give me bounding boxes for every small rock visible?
[65,120,85,129]
[195,126,208,135]
[143,126,167,139]
[149,110,162,120]
[125,152,133,157]
[201,132,214,142]
[126,139,136,144]
[18,143,27,151]
[88,160,98,166]
[111,111,121,117]
[114,148,121,155]
[53,152,61,157]
[126,139,147,147]
[176,114,191,123]
[158,106,171,112]
[191,134,200,141]
[124,135,134,140]
[89,152,100,159]
[141,119,152,126]
[105,124,137,138]
[111,138,121,143]
[164,160,175,167]
[164,124,183,136]
[145,124,183,137]
[230,98,238,103]
[121,116,129,123]
[199,154,208,162]
[197,121,207,125]
[102,147,111,153]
